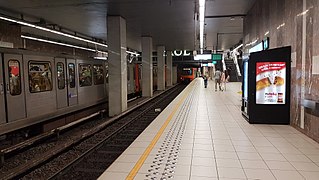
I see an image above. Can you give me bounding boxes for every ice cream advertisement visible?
[256,62,286,104]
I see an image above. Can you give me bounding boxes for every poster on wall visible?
[256,62,286,104]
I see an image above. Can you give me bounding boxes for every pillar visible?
[157,46,165,90]
[166,51,173,86]
[142,36,153,97]
[107,16,127,117]
[173,66,177,84]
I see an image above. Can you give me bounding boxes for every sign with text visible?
[256,62,286,104]
[212,54,222,61]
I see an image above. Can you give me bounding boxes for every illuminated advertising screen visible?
[243,61,248,100]
[256,62,286,104]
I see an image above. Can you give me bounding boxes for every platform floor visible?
[99,78,319,180]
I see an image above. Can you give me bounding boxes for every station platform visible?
[99,78,319,180]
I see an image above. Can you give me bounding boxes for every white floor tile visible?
[255,146,280,153]
[194,138,213,145]
[290,162,319,171]
[232,140,253,147]
[173,175,191,180]
[218,167,246,179]
[306,155,319,163]
[192,156,216,167]
[259,152,287,161]
[193,144,214,151]
[177,156,192,165]
[174,165,191,176]
[244,169,276,180]
[214,144,235,152]
[265,160,296,170]
[191,166,218,178]
[283,154,312,162]
[192,149,215,158]
[237,152,262,160]
[298,171,319,180]
[189,176,218,180]
[234,145,257,153]
[240,160,268,169]
[271,170,305,180]
[106,162,135,173]
[216,159,242,168]
[215,151,238,159]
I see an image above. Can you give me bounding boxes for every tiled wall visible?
[243,0,319,142]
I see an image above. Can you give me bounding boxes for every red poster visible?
[256,62,286,104]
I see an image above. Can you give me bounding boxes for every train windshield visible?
[181,68,193,76]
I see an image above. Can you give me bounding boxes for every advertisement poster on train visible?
[256,62,286,104]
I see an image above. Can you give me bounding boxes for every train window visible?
[8,60,22,96]
[93,64,104,85]
[68,63,75,88]
[57,62,65,89]
[79,64,92,87]
[29,61,52,93]
[181,68,193,76]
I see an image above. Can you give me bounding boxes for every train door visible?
[55,58,68,109]
[3,54,26,122]
[0,54,6,124]
[66,59,78,106]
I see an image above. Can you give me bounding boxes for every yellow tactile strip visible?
[126,82,196,180]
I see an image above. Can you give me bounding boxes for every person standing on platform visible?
[203,75,208,88]
[220,70,228,91]
[214,69,222,91]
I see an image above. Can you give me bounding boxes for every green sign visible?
[212,54,222,61]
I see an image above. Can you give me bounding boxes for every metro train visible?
[178,67,197,84]
[0,48,107,136]
[0,48,156,137]
[127,61,159,99]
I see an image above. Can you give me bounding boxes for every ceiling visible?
[0,0,255,51]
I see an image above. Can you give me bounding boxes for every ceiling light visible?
[0,14,108,48]
[194,54,211,60]
[93,57,107,60]
[126,50,140,56]
[21,35,107,54]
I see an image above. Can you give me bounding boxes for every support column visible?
[107,16,127,117]
[173,66,177,84]
[142,36,153,97]
[157,46,165,90]
[166,51,173,86]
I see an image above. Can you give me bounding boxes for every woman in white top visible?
[220,70,227,91]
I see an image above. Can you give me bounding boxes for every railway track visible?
[0,84,185,180]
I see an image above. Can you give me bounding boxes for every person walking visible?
[214,69,222,91]
[220,70,228,91]
[203,75,208,88]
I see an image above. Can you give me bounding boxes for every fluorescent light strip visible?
[21,35,108,54]
[0,15,108,48]
[94,56,107,60]
[126,50,140,56]
[194,54,211,60]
